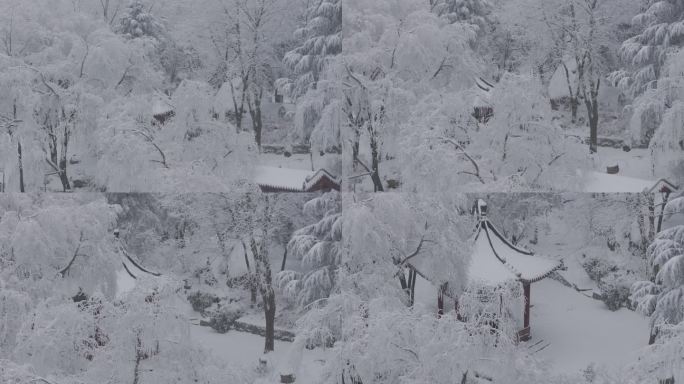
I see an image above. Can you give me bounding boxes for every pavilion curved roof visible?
[468,200,563,285]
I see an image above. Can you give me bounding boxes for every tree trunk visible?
[264,287,276,353]
[59,124,71,191]
[409,268,416,306]
[570,98,578,123]
[656,192,670,233]
[250,237,275,353]
[369,135,384,192]
[584,90,599,154]
[248,88,263,152]
[649,324,658,345]
[280,247,288,272]
[17,140,24,192]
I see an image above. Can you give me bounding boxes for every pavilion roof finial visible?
[473,199,488,221]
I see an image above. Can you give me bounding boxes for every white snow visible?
[485,223,562,282]
[115,267,136,298]
[469,227,520,285]
[253,166,313,191]
[152,98,174,117]
[253,165,339,191]
[468,221,562,285]
[583,171,656,193]
[529,279,649,374]
[548,59,577,100]
[189,321,331,383]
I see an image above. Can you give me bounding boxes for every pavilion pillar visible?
[523,282,531,329]
[437,284,445,316]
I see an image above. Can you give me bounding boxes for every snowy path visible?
[529,279,648,374]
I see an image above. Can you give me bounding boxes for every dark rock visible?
[72,288,88,303]
[386,179,401,189]
[71,179,90,189]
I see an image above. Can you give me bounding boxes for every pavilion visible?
[419,200,563,342]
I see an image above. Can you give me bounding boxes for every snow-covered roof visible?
[152,98,174,117]
[253,166,340,192]
[583,171,677,193]
[472,77,493,107]
[549,59,576,100]
[469,200,563,285]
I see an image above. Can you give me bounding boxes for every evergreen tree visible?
[282,0,341,97]
[276,191,341,308]
[430,0,492,34]
[278,0,341,151]
[631,196,684,343]
[118,0,165,40]
[610,0,684,97]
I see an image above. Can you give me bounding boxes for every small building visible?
[254,166,340,193]
[411,200,563,342]
[462,200,563,341]
[472,77,494,123]
[152,98,175,126]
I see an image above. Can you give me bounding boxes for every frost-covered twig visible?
[436,137,485,184]
[58,231,86,277]
[133,129,168,168]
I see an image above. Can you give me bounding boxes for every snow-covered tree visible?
[343,0,480,191]
[117,0,165,40]
[610,0,684,98]
[277,0,341,152]
[636,49,684,181]
[0,194,121,300]
[430,0,492,37]
[281,0,341,98]
[277,191,341,308]
[631,196,684,344]
[608,0,684,149]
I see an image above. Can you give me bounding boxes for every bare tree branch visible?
[133,130,169,168]
[59,232,85,277]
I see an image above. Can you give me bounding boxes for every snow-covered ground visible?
[583,171,656,192]
[579,146,665,192]
[259,152,331,171]
[415,272,648,375]
[530,278,648,374]
[586,147,653,179]
[189,325,332,383]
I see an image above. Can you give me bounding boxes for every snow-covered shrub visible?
[187,291,219,315]
[207,307,244,334]
[583,257,616,283]
[600,279,633,311]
